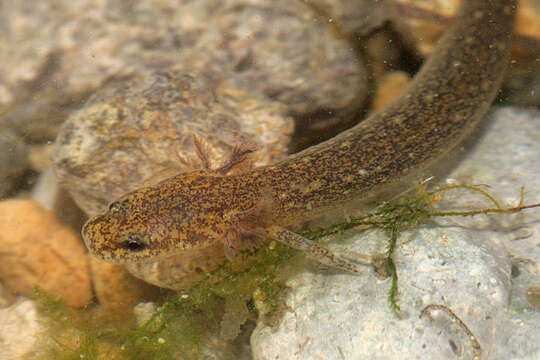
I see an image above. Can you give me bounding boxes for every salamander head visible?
[81,171,232,264]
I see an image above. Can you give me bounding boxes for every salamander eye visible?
[119,233,148,252]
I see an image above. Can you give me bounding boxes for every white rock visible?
[0,299,41,360]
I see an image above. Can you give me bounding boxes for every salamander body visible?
[82,0,516,275]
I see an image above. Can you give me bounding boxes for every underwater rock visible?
[175,0,367,116]
[89,257,161,314]
[0,0,366,143]
[253,226,512,359]
[27,143,55,173]
[30,168,87,232]
[251,108,540,359]
[0,199,92,308]
[392,0,540,56]
[302,0,388,36]
[0,0,183,142]
[370,71,411,112]
[54,69,293,217]
[0,299,40,360]
[0,131,27,199]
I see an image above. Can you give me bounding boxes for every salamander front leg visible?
[264,225,371,275]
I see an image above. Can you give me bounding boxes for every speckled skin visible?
[82,0,516,269]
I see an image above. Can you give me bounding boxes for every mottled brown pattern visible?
[82,0,516,265]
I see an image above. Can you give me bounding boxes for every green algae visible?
[34,243,296,360]
[302,183,540,315]
[34,289,113,360]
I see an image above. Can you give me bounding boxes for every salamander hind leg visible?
[264,225,371,275]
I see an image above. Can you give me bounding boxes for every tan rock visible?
[0,282,16,307]
[371,71,411,112]
[53,70,294,217]
[90,257,161,316]
[0,199,92,307]
[392,0,540,56]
